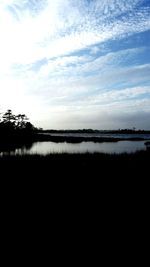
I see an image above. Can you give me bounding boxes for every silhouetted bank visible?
[36,128,150,142]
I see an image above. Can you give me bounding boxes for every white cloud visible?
[4,48,149,115]
[26,48,149,99]
[0,0,150,67]
[87,86,150,105]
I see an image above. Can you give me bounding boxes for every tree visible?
[2,109,15,123]
[24,122,35,132]
[15,114,29,129]
[2,109,16,130]
[0,109,36,134]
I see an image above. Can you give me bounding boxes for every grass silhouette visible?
[0,150,149,176]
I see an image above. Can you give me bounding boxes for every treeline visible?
[42,128,150,134]
[0,109,36,135]
[42,129,100,133]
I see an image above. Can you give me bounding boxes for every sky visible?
[0,0,150,130]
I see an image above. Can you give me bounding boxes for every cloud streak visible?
[0,0,150,65]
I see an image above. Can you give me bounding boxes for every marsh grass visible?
[1,150,149,215]
[0,150,149,176]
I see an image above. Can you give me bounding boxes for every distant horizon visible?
[0,1,150,129]
[41,127,150,132]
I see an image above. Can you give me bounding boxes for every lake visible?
[1,140,148,155]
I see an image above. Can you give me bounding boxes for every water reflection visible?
[0,142,33,156]
[1,140,147,155]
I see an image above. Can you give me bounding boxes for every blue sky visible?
[0,0,150,129]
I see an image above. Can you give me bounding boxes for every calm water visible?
[1,140,148,155]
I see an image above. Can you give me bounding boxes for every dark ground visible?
[0,150,149,242]
[1,149,150,176]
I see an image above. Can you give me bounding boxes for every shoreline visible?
[0,132,150,153]
[0,132,149,145]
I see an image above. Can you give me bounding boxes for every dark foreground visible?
[1,150,149,235]
[1,149,150,176]
[1,149,149,210]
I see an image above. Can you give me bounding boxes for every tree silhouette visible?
[0,109,36,134]
[2,109,15,123]
[2,109,16,131]
[15,114,29,129]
